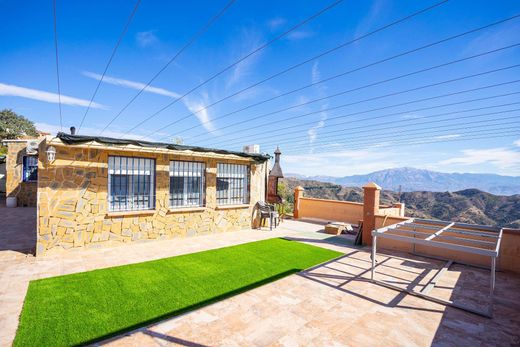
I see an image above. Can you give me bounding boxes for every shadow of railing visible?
[298,250,446,314]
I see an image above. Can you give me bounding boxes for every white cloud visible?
[464,22,520,56]
[267,17,286,31]
[0,83,107,109]
[439,147,520,172]
[226,28,263,89]
[514,139,520,147]
[82,71,181,98]
[183,92,216,134]
[400,114,423,120]
[82,72,215,132]
[307,62,328,148]
[353,0,386,38]
[284,148,401,176]
[433,134,460,140]
[286,30,314,41]
[136,31,159,48]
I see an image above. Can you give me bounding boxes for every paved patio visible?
[1,206,520,346]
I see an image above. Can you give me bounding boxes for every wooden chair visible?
[257,201,279,230]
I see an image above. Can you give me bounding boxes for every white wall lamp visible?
[46,146,56,163]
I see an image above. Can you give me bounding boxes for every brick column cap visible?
[363,182,381,190]
[295,186,305,191]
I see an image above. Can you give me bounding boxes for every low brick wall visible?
[298,197,364,225]
[36,141,267,255]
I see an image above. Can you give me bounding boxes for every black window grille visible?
[216,163,249,205]
[108,156,155,212]
[22,156,38,182]
[169,161,205,208]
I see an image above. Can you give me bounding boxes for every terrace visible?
[1,201,520,346]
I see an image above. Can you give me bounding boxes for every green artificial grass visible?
[14,238,341,346]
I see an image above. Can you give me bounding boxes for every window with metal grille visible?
[108,156,155,212]
[22,156,38,182]
[169,161,205,208]
[216,163,250,205]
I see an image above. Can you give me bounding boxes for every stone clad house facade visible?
[5,133,270,256]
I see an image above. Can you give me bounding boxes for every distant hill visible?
[281,177,520,228]
[287,167,520,196]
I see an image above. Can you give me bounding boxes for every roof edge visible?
[55,132,271,163]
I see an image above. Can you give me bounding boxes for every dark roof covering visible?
[56,132,270,163]
[0,155,5,164]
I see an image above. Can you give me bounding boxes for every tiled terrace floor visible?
[1,206,520,346]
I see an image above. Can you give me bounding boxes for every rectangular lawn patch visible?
[15,238,341,346]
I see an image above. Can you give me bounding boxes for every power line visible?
[176,41,520,144]
[278,111,520,151]
[77,0,142,134]
[137,0,450,139]
[203,74,520,144]
[52,0,63,131]
[94,0,237,136]
[102,0,346,136]
[216,91,520,148]
[282,129,520,155]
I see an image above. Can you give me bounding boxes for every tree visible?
[0,109,38,140]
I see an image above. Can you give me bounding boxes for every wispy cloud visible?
[514,139,520,147]
[400,114,423,120]
[136,30,159,48]
[82,72,215,133]
[267,17,286,31]
[463,22,520,56]
[82,71,181,98]
[0,83,107,109]
[433,134,461,140]
[286,30,314,41]
[439,146,520,172]
[226,28,263,89]
[307,62,328,149]
[284,148,401,176]
[353,0,386,38]
[183,92,216,133]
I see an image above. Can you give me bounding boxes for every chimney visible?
[70,126,76,135]
[270,147,283,178]
[267,147,284,204]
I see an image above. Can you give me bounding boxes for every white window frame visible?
[169,160,206,208]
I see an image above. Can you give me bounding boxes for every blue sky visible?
[1,0,519,176]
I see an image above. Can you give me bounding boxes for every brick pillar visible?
[293,186,304,219]
[362,182,381,246]
[394,202,405,217]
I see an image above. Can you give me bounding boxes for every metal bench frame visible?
[370,218,503,317]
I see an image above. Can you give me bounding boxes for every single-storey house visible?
[3,132,273,255]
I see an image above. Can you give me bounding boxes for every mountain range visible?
[287,167,520,196]
[280,177,520,228]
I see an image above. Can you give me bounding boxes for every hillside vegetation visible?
[281,177,520,228]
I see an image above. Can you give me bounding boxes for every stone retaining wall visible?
[36,142,267,255]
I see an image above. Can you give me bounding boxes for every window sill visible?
[215,204,250,210]
[106,210,156,217]
[168,207,207,213]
